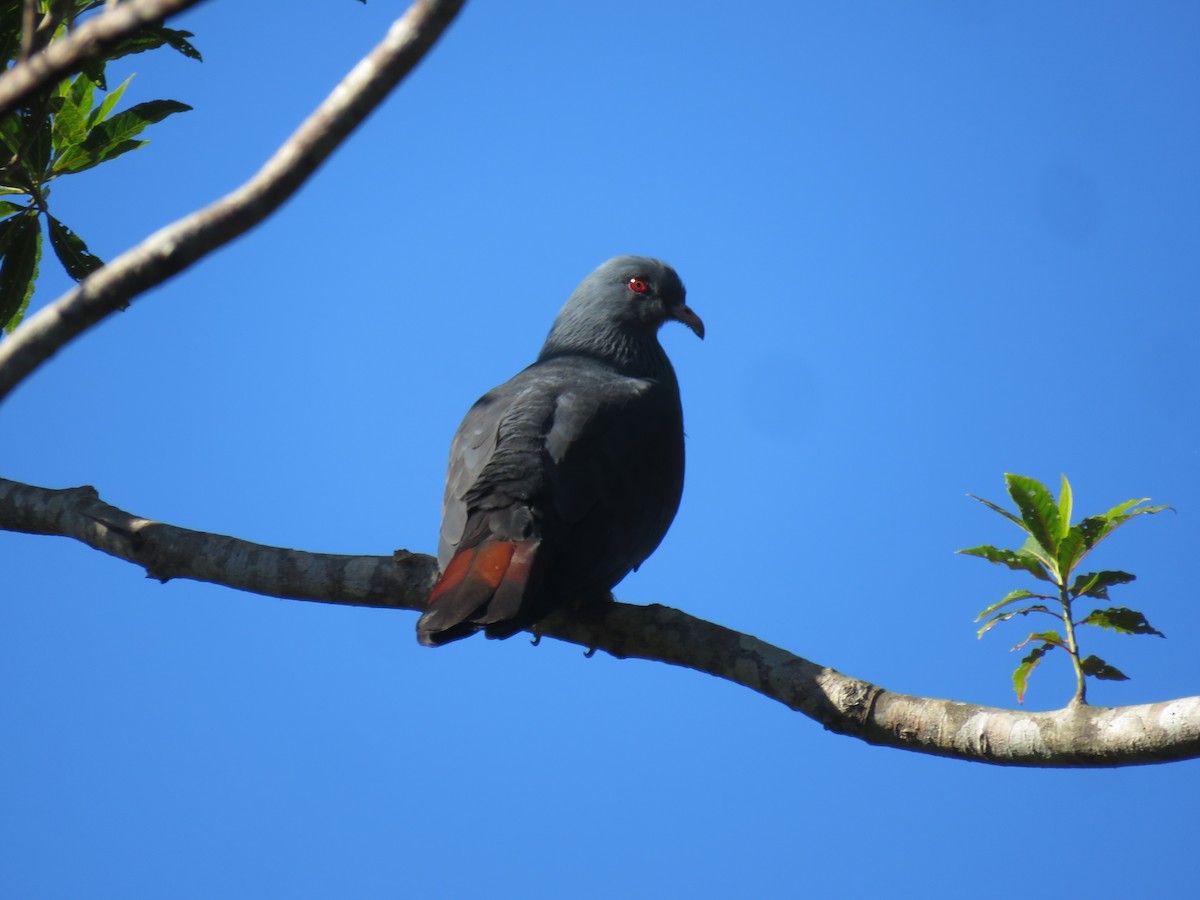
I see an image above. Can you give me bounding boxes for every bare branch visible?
[0,477,435,609]
[0,0,466,406]
[0,0,206,117]
[4,475,1198,769]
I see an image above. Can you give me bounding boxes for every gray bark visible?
[4,476,1197,769]
[0,0,466,406]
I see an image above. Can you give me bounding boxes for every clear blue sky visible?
[4,2,1200,897]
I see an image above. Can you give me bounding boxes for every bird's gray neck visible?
[539,319,673,379]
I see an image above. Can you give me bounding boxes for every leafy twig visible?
[961,474,1169,705]
[0,0,466,403]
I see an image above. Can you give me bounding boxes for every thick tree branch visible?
[0,0,207,118]
[0,0,466,406]
[4,475,1198,769]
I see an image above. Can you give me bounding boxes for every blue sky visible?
[4,1,1200,897]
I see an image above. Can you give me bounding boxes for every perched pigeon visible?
[417,255,703,646]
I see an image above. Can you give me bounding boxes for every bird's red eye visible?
[627,277,649,293]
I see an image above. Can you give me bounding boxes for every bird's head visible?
[546,256,705,355]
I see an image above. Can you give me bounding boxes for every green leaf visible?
[1070,570,1136,600]
[1080,607,1164,638]
[1019,535,1058,582]
[0,212,42,333]
[1013,630,1066,651]
[103,26,203,64]
[976,605,1054,638]
[1105,498,1148,520]
[1101,498,1172,531]
[151,27,203,62]
[55,99,190,175]
[1055,525,1088,582]
[1013,643,1054,704]
[957,545,1054,582]
[24,104,55,177]
[46,215,104,281]
[83,99,192,149]
[975,589,1050,621]
[0,111,24,158]
[52,72,96,154]
[1057,474,1073,541]
[967,493,1028,532]
[54,138,146,176]
[0,200,26,218]
[1080,655,1129,682]
[0,214,24,257]
[86,74,133,128]
[1075,514,1113,552]
[81,57,108,92]
[1068,501,1170,570]
[1005,473,1062,567]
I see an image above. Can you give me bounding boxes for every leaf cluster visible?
[0,1,199,333]
[959,474,1168,704]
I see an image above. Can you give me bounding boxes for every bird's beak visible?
[669,303,705,340]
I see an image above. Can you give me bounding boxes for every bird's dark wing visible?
[421,357,682,645]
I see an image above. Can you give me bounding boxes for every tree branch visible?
[4,475,1198,769]
[0,0,207,118]
[0,0,466,406]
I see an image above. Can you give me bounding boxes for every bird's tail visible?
[416,539,544,646]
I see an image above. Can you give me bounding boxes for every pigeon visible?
[417,255,703,646]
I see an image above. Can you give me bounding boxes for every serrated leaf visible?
[1080,655,1129,681]
[957,545,1054,582]
[46,214,104,281]
[967,493,1028,532]
[1013,643,1053,704]
[976,605,1054,638]
[1006,473,1062,564]
[1070,570,1136,600]
[975,589,1049,621]
[1080,607,1164,638]
[0,212,42,333]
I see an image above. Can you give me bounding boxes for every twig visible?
[0,0,466,405]
[0,0,206,116]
